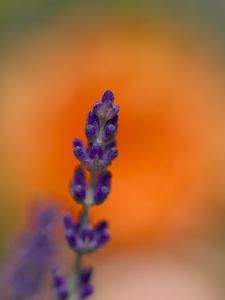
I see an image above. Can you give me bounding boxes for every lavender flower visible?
[52,266,94,299]
[64,214,110,253]
[79,267,94,299]
[52,267,69,300]
[70,166,87,204]
[1,203,59,300]
[73,90,119,173]
[53,90,119,299]
[94,171,111,204]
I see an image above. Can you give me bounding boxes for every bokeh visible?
[1,1,225,299]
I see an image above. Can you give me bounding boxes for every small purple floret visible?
[85,124,97,141]
[70,166,87,203]
[73,138,84,148]
[80,284,94,299]
[64,214,110,253]
[89,144,103,159]
[52,267,69,300]
[95,220,108,231]
[80,267,94,299]
[102,90,114,103]
[74,146,87,161]
[104,146,118,162]
[103,124,116,141]
[94,171,111,204]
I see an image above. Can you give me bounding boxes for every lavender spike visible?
[53,90,119,299]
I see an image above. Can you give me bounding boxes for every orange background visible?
[1,18,224,252]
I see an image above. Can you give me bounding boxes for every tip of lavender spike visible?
[102,90,114,103]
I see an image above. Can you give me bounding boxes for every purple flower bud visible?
[64,216,110,253]
[80,284,94,299]
[73,138,84,148]
[94,186,109,204]
[104,147,118,162]
[95,220,108,231]
[105,104,119,120]
[97,231,110,246]
[65,229,77,248]
[52,267,69,300]
[57,287,69,300]
[64,215,77,248]
[93,91,119,121]
[80,267,94,299]
[106,114,118,126]
[103,124,116,141]
[102,90,114,103]
[93,102,103,117]
[99,171,111,186]
[70,167,86,203]
[80,227,95,241]
[89,144,103,159]
[87,111,99,125]
[74,146,87,161]
[94,171,111,204]
[71,185,86,202]
[80,267,93,285]
[85,124,97,142]
[74,166,86,186]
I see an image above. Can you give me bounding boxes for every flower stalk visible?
[53,90,119,299]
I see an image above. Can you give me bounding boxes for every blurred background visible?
[1,0,225,299]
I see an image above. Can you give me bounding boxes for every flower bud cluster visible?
[64,214,110,253]
[53,91,119,300]
[70,167,111,205]
[73,90,119,173]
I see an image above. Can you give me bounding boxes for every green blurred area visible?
[0,0,225,37]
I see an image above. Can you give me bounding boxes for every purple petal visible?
[52,267,69,300]
[87,111,98,125]
[73,166,86,186]
[94,186,110,204]
[89,144,103,159]
[74,146,87,161]
[73,139,83,148]
[98,171,111,186]
[97,231,110,246]
[52,267,65,288]
[106,114,118,126]
[103,124,116,141]
[104,147,118,162]
[102,90,114,103]
[65,229,77,248]
[80,284,94,299]
[80,227,95,241]
[80,267,93,285]
[85,124,97,141]
[93,102,103,116]
[70,184,86,202]
[95,220,108,232]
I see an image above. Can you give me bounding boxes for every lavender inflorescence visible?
[1,203,58,300]
[53,90,119,300]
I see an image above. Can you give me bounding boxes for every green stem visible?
[72,172,96,299]
[74,252,82,298]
